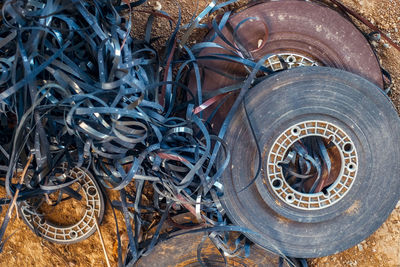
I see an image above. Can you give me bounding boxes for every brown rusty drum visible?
[135,232,301,267]
[190,0,383,129]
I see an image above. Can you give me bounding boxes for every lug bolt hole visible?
[272,178,283,189]
[343,143,353,153]
[69,231,77,239]
[286,194,295,203]
[87,186,97,197]
[291,126,301,136]
[347,163,356,172]
[287,56,296,63]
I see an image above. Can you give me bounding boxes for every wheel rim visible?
[265,120,358,210]
[20,164,104,244]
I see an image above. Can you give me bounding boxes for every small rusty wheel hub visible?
[264,53,319,71]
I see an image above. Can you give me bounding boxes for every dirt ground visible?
[0,0,399,266]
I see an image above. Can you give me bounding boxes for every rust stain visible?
[275,199,282,207]
[346,200,361,214]
[277,216,291,224]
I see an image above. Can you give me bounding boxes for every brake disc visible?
[19,164,105,244]
[219,67,400,258]
[190,0,383,128]
[135,232,306,267]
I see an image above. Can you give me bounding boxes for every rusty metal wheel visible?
[135,232,305,267]
[190,0,383,129]
[219,67,400,258]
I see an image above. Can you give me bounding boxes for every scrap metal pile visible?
[0,0,399,266]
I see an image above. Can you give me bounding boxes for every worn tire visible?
[220,67,400,258]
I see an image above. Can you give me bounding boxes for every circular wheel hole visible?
[39,218,45,225]
[287,56,296,63]
[347,163,357,172]
[272,179,283,189]
[87,186,97,197]
[286,194,295,203]
[69,231,78,239]
[291,126,301,136]
[343,143,353,153]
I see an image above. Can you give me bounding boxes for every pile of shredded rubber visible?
[0,0,274,265]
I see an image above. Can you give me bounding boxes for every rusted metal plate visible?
[136,232,287,267]
[189,0,383,129]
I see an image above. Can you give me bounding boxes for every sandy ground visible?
[0,0,399,266]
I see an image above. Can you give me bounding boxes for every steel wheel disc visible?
[135,232,302,267]
[219,67,400,258]
[190,0,383,129]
